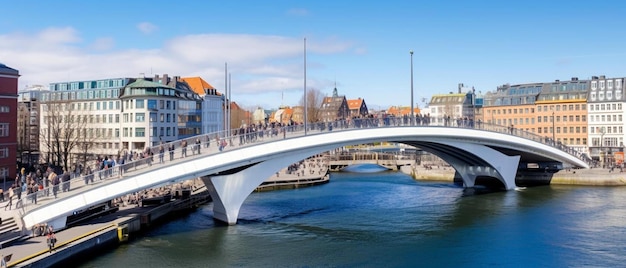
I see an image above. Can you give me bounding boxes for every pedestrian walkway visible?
[0,205,148,267]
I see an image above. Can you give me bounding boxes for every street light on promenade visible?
[600,127,606,168]
[552,111,556,143]
[410,50,415,126]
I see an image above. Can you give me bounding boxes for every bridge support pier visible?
[201,151,317,225]
[440,142,520,190]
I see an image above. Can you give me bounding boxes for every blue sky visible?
[2,0,626,110]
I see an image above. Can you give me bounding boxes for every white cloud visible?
[38,27,82,44]
[137,22,158,34]
[91,37,115,51]
[0,27,354,107]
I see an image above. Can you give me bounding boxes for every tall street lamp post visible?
[600,127,606,168]
[552,111,556,146]
[410,50,415,126]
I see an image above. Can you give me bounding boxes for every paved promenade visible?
[0,205,148,267]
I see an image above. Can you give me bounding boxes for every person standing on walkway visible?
[46,227,56,253]
[181,140,188,158]
[159,144,165,164]
[195,137,201,154]
[16,181,23,201]
[62,170,71,192]
[169,143,175,161]
[3,185,14,210]
[1,254,7,268]
[50,171,59,199]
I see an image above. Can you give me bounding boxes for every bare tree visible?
[40,101,99,171]
[299,88,325,123]
[76,115,101,171]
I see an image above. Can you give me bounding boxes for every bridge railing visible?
[16,115,587,217]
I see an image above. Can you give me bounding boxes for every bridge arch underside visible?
[204,141,530,225]
[401,141,520,190]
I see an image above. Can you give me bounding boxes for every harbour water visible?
[80,169,626,267]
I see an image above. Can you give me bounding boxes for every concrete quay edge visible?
[401,165,626,186]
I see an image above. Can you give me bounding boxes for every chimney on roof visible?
[458,83,464,94]
[592,76,599,80]
[154,74,160,82]
[174,76,180,81]
[555,79,560,83]
[572,77,578,81]
[600,75,606,79]
[162,74,169,85]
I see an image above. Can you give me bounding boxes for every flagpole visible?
[304,37,308,135]
[224,62,228,135]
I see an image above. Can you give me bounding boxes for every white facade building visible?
[587,75,626,165]
[40,75,204,167]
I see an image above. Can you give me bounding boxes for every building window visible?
[148,100,157,110]
[135,127,145,137]
[135,113,145,122]
[0,148,8,158]
[0,124,9,137]
[0,167,8,179]
[136,99,145,109]
[0,106,9,113]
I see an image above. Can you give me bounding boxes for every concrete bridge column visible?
[451,165,479,188]
[444,142,521,190]
[201,151,316,225]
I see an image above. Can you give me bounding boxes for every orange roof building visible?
[347,98,369,117]
[181,77,221,96]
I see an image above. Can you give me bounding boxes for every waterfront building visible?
[0,63,19,186]
[587,75,625,166]
[347,98,369,118]
[291,106,303,124]
[17,85,46,165]
[270,106,293,125]
[181,77,224,135]
[119,75,202,150]
[483,83,542,131]
[482,77,589,157]
[319,87,349,122]
[427,84,477,125]
[251,107,269,125]
[535,78,588,155]
[386,106,420,118]
[41,77,129,166]
[40,74,203,169]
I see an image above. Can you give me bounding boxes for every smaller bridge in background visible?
[328,151,415,171]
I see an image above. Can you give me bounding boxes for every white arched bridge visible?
[15,120,589,229]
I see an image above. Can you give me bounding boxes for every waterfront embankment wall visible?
[400,165,626,186]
